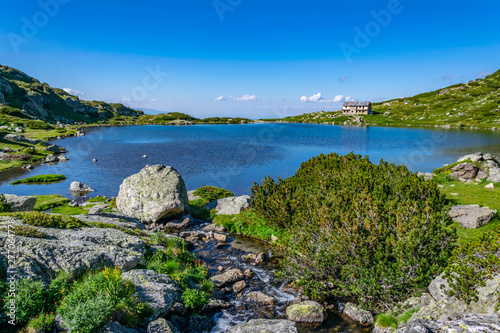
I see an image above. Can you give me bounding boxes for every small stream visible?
[171,221,370,333]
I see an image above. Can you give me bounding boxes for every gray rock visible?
[489,166,500,183]
[286,300,327,323]
[187,190,201,202]
[213,232,227,243]
[55,315,69,331]
[428,272,451,301]
[45,154,59,163]
[69,181,94,194]
[164,217,193,231]
[147,318,180,333]
[3,133,42,145]
[372,323,395,333]
[14,127,23,133]
[99,322,140,333]
[201,298,232,312]
[44,144,60,153]
[3,194,36,212]
[342,302,373,325]
[116,165,189,224]
[0,219,146,280]
[210,268,244,287]
[458,152,483,163]
[58,155,69,161]
[72,213,146,230]
[396,314,500,333]
[122,269,181,322]
[412,274,500,321]
[227,319,298,333]
[449,162,478,182]
[448,204,496,229]
[233,280,246,293]
[247,291,277,305]
[204,195,251,215]
[483,153,494,160]
[88,204,111,215]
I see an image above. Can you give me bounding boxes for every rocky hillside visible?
[272,69,500,129]
[0,65,142,124]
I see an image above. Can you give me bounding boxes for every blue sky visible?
[0,0,499,119]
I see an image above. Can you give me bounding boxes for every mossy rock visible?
[285,300,327,323]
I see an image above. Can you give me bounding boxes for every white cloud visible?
[63,88,85,96]
[231,94,257,101]
[215,94,257,102]
[300,92,350,103]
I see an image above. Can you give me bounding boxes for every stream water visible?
[173,220,370,333]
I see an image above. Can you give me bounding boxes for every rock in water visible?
[247,291,277,305]
[448,204,496,229]
[342,302,373,325]
[147,318,180,333]
[286,301,327,323]
[116,165,189,224]
[227,319,298,333]
[3,194,36,211]
[99,322,140,333]
[69,181,94,194]
[204,195,251,215]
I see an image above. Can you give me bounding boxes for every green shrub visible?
[193,186,234,206]
[57,267,151,333]
[3,278,46,323]
[25,120,53,130]
[27,312,56,332]
[189,202,211,220]
[444,231,500,303]
[252,152,456,311]
[213,209,283,242]
[18,211,86,229]
[0,194,12,213]
[10,174,66,185]
[182,288,210,310]
[23,147,38,155]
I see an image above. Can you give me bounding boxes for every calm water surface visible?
[1,123,500,198]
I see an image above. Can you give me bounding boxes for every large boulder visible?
[3,194,36,212]
[452,152,500,183]
[0,217,146,280]
[227,319,298,333]
[448,204,496,229]
[342,302,374,325]
[44,144,61,153]
[122,269,181,322]
[204,195,251,215]
[286,300,327,323]
[116,165,189,224]
[396,314,500,333]
[69,181,94,194]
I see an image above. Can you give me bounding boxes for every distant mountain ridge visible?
[0,65,142,124]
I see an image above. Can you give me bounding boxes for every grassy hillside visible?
[272,69,500,129]
[0,65,142,124]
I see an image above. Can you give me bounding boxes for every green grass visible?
[10,174,66,185]
[87,197,109,203]
[51,204,91,215]
[14,211,87,229]
[434,175,500,245]
[213,209,284,242]
[375,308,420,330]
[33,194,70,211]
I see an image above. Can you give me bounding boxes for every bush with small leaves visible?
[444,230,500,303]
[182,288,210,310]
[252,152,456,311]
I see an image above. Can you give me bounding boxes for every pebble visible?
[485,183,495,188]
